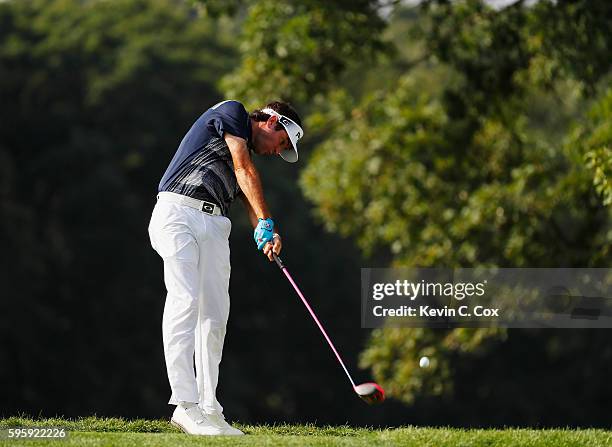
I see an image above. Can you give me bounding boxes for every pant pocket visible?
[217,216,232,240]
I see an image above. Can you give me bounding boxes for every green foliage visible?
[302,76,606,267]
[419,0,530,112]
[302,77,451,261]
[530,0,612,91]
[567,87,612,206]
[359,327,505,403]
[193,0,244,17]
[219,0,387,107]
[585,147,612,206]
[299,0,612,412]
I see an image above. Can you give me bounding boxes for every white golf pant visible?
[148,198,231,415]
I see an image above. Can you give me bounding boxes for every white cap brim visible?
[261,108,303,163]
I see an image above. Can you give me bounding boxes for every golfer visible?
[148,100,303,435]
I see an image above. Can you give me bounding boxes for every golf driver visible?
[272,253,385,405]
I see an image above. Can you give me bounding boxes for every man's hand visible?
[263,233,282,261]
[254,218,274,250]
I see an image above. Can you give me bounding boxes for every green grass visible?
[1,417,611,446]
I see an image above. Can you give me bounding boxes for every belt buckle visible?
[201,201,216,215]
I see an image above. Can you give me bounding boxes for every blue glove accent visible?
[254,218,274,250]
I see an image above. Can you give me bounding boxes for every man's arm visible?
[239,191,281,232]
[238,192,258,228]
[225,133,270,219]
[226,133,282,260]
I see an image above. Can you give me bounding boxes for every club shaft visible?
[274,254,356,388]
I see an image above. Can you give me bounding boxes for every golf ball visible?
[419,356,430,368]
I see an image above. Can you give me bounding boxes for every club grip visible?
[272,253,285,269]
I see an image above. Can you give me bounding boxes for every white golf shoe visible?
[204,412,244,436]
[170,404,224,436]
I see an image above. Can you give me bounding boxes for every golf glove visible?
[254,218,274,250]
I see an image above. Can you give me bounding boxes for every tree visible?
[298,0,611,425]
[217,0,388,107]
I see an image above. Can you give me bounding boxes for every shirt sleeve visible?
[211,100,250,141]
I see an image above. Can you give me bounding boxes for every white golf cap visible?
[261,108,304,163]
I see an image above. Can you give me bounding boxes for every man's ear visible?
[267,115,278,129]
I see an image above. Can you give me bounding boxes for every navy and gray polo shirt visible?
[158,100,252,217]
